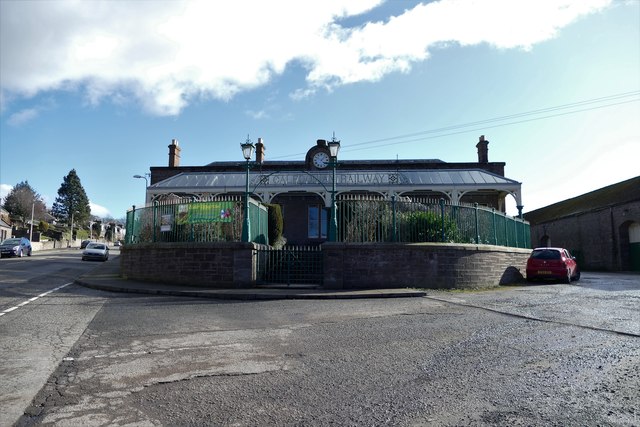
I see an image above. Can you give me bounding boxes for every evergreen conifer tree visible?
[51,169,91,226]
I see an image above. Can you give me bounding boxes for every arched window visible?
[539,235,550,248]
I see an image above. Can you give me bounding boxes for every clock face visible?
[313,151,330,168]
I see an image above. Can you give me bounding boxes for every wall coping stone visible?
[322,241,531,253]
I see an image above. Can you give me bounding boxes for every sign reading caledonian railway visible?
[255,172,407,187]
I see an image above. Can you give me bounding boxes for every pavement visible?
[74,256,427,300]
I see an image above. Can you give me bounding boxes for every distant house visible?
[524,176,640,271]
[0,208,11,241]
[98,221,125,242]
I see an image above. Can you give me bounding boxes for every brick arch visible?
[618,220,640,271]
[617,220,638,271]
[539,234,551,247]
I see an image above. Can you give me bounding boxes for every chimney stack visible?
[255,137,265,164]
[168,139,181,167]
[476,135,489,163]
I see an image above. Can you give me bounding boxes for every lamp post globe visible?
[241,139,255,161]
[328,139,340,158]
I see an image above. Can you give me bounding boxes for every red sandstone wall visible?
[120,242,256,288]
[323,243,530,289]
[121,242,530,290]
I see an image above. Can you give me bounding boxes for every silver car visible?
[0,237,32,258]
[82,242,109,262]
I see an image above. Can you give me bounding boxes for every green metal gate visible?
[256,246,323,286]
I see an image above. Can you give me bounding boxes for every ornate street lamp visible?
[327,136,340,242]
[240,136,255,243]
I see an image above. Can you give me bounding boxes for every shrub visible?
[399,210,459,242]
[38,221,49,233]
[266,204,284,247]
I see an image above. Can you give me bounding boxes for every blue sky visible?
[1,0,638,220]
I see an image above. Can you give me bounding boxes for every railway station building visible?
[145,135,524,245]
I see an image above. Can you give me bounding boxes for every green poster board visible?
[175,202,234,225]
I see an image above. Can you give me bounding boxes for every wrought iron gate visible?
[256,245,323,286]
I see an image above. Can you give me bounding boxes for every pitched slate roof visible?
[524,176,640,224]
[151,168,520,191]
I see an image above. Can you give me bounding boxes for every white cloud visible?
[0,184,13,203]
[245,109,269,120]
[0,0,611,115]
[90,202,111,218]
[7,108,39,126]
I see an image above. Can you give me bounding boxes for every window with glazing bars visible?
[308,205,328,238]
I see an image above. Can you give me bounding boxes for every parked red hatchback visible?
[526,247,580,283]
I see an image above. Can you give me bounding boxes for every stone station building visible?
[145,135,524,245]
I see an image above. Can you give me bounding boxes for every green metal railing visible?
[336,195,530,248]
[125,196,268,244]
[125,194,529,249]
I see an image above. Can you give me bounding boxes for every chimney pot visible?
[255,137,265,164]
[168,139,181,167]
[476,135,489,163]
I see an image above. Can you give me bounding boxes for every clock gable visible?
[305,139,331,170]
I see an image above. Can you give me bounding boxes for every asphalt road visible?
[1,250,638,426]
[0,249,113,426]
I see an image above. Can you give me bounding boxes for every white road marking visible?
[0,282,72,317]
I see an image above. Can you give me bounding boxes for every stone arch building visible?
[524,176,640,271]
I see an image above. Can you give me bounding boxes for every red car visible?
[526,247,580,283]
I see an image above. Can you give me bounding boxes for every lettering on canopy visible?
[255,172,409,187]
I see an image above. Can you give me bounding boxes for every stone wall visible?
[323,243,531,290]
[120,242,257,288]
[529,201,640,271]
[120,242,530,289]
[31,240,61,251]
